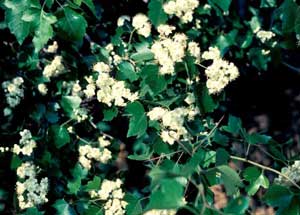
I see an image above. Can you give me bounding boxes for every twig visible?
[230,155,300,189]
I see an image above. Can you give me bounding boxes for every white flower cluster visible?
[148,95,199,145]
[13,129,37,156]
[151,33,188,75]
[2,77,24,116]
[90,179,127,215]
[43,56,65,78]
[132,13,151,37]
[163,0,199,23]
[78,136,112,170]
[188,41,201,63]
[157,24,176,37]
[37,83,48,95]
[144,209,177,215]
[0,147,10,153]
[44,41,58,53]
[16,162,48,210]
[202,47,239,94]
[256,30,275,43]
[83,62,138,106]
[274,161,300,186]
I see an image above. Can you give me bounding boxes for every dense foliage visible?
[1,0,300,214]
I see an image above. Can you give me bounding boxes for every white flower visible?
[38,83,48,95]
[95,72,138,107]
[147,107,167,121]
[43,56,65,78]
[163,0,199,23]
[78,140,112,170]
[202,47,221,60]
[275,161,300,186]
[45,41,58,53]
[204,58,239,94]
[89,179,127,215]
[132,13,151,37]
[157,24,176,37]
[143,209,177,215]
[151,33,187,75]
[2,77,24,111]
[188,41,201,62]
[93,62,111,73]
[117,15,130,27]
[13,129,37,156]
[256,30,275,43]
[16,163,49,210]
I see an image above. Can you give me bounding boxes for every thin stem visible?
[193,115,224,153]
[230,155,300,189]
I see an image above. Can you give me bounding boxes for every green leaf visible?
[280,197,300,215]
[246,133,272,145]
[216,148,229,166]
[263,185,292,207]
[130,49,154,62]
[22,208,44,215]
[210,0,232,12]
[33,12,57,53]
[224,196,250,214]
[103,107,118,121]
[56,7,87,41]
[217,165,242,195]
[60,96,82,116]
[82,0,97,17]
[148,0,168,27]
[117,61,138,82]
[140,65,167,96]
[181,149,205,176]
[280,0,298,33]
[53,199,76,215]
[260,0,276,8]
[147,179,186,210]
[49,125,71,148]
[84,176,101,191]
[67,178,81,195]
[10,155,22,170]
[73,0,82,5]
[125,194,143,215]
[243,167,269,195]
[222,115,242,135]
[4,0,37,44]
[195,83,219,114]
[249,16,261,33]
[125,102,148,138]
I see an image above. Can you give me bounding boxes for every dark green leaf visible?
[53,199,76,215]
[60,96,82,117]
[103,107,118,121]
[222,115,242,135]
[147,179,186,210]
[33,12,57,53]
[224,196,250,214]
[117,61,138,82]
[217,165,242,195]
[84,176,101,192]
[141,65,167,96]
[56,7,87,41]
[243,167,269,195]
[125,102,147,137]
[4,0,38,44]
[148,0,168,27]
[210,0,232,12]
[263,185,292,207]
[49,125,71,148]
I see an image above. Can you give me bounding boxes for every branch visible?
[230,155,300,190]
